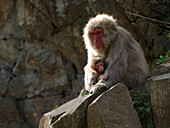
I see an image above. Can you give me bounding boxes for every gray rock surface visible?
[88,84,142,128]
[39,88,106,128]
[0,98,28,128]
[147,62,170,128]
[39,83,142,128]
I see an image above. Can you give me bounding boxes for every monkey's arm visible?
[104,51,127,87]
[84,64,91,91]
[99,73,108,80]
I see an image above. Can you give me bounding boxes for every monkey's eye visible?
[96,65,99,68]
[97,31,101,34]
[96,29,103,35]
[100,63,103,66]
[90,32,95,35]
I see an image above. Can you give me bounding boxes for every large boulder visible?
[88,84,141,128]
[39,83,142,128]
[147,62,170,128]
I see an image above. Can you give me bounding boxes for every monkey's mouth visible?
[94,42,103,49]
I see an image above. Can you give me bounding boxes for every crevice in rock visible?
[84,103,88,128]
[59,90,66,98]
[84,88,107,128]
[51,21,60,35]
[15,99,33,128]
[2,40,27,97]
[87,2,96,16]
[0,36,8,40]
[44,3,51,18]
[51,111,66,125]
[27,0,55,32]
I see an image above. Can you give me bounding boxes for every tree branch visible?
[125,11,170,25]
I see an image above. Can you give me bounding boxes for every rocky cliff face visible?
[0,0,169,127]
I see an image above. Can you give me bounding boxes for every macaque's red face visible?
[90,29,104,49]
[95,62,104,72]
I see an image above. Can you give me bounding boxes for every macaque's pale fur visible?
[83,14,148,92]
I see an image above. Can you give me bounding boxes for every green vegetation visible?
[52,105,59,110]
[156,50,170,65]
[131,91,154,128]
[168,33,170,38]
[81,89,89,96]
[81,92,85,96]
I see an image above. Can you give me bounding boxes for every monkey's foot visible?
[90,83,107,94]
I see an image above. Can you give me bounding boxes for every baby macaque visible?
[90,57,108,85]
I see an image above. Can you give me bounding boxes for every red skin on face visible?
[95,62,104,72]
[90,29,104,49]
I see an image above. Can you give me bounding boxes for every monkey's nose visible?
[94,38,98,42]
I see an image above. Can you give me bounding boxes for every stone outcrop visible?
[147,60,170,128]
[88,84,142,128]
[39,88,103,128]
[39,83,142,128]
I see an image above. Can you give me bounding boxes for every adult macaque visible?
[83,14,148,93]
[90,57,108,86]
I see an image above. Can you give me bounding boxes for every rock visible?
[39,87,106,128]
[0,98,28,128]
[0,59,11,96]
[7,48,69,98]
[88,84,142,128]
[151,63,170,76]
[0,0,14,21]
[147,62,170,128]
[18,95,68,128]
[39,83,141,128]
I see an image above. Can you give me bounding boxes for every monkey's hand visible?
[100,74,108,80]
[90,80,108,94]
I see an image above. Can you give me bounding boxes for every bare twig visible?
[2,40,28,97]
[125,11,170,25]
[12,40,28,73]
